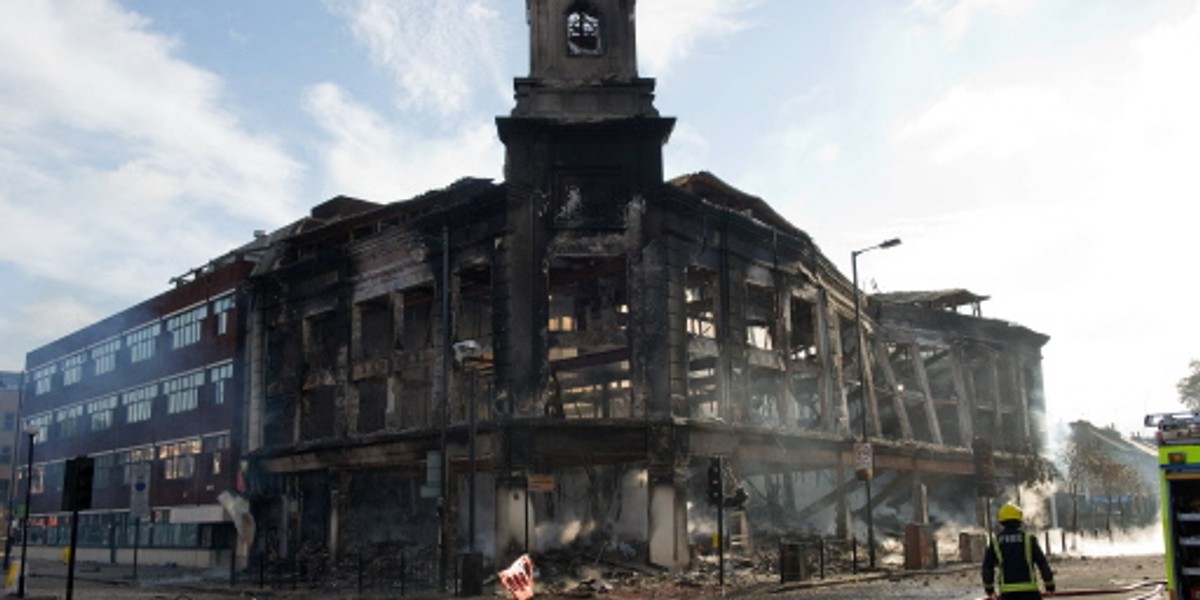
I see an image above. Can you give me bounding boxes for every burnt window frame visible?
[565,2,603,57]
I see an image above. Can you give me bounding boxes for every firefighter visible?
[981,502,1055,599]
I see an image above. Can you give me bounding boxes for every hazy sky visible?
[2,0,1198,436]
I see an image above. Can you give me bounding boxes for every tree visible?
[1061,425,1145,534]
[1178,359,1200,410]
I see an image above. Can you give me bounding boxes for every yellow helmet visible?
[998,502,1023,522]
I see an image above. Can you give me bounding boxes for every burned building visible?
[245,0,1051,577]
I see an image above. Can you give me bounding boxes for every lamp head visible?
[23,424,39,436]
[879,238,902,249]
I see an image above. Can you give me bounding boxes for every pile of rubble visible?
[521,535,856,598]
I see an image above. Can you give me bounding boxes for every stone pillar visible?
[494,476,532,563]
[835,467,851,540]
[647,466,688,569]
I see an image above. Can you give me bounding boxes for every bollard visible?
[818,537,826,579]
[779,540,802,583]
[852,536,858,574]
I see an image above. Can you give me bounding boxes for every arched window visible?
[566,4,603,56]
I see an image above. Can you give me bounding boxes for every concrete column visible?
[494,476,532,563]
[647,467,688,569]
[835,467,851,540]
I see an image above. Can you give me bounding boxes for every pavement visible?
[1,553,1168,599]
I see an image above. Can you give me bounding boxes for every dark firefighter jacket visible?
[981,523,1054,597]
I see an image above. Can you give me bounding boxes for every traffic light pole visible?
[65,505,80,600]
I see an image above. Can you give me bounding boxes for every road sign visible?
[527,475,556,492]
[130,463,151,519]
[854,442,874,481]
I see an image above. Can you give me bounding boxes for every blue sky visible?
[2,0,1199,436]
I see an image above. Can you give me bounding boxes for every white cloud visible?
[662,122,712,178]
[893,85,1072,163]
[812,143,841,165]
[908,0,1039,43]
[3,296,103,349]
[880,1,1200,430]
[330,0,510,117]
[304,82,502,201]
[637,0,756,74]
[0,0,303,365]
[0,0,302,292]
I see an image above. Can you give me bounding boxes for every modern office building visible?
[0,371,20,538]
[18,249,259,567]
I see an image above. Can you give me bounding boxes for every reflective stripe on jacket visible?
[992,531,1039,593]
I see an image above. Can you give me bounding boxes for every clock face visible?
[566,9,603,56]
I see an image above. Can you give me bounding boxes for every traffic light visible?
[707,457,723,506]
[62,455,95,512]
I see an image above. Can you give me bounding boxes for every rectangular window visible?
[55,404,85,439]
[26,414,51,443]
[30,464,45,494]
[213,295,235,335]
[93,453,115,489]
[164,371,205,414]
[126,322,162,363]
[209,363,233,405]
[0,446,12,465]
[3,413,15,431]
[202,433,230,476]
[62,354,85,387]
[122,383,158,423]
[33,365,56,395]
[91,339,121,375]
[120,446,155,484]
[167,305,208,349]
[87,396,117,431]
[160,438,200,480]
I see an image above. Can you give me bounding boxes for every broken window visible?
[789,295,817,362]
[301,312,339,441]
[566,3,603,56]
[745,283,776,350]
[686,269,717,339]
[304,312,339,373]
[399,286,435,428]
[686,268,719,419]
[456,264,493,424]
[546,256,630,419]
[357,296,393,360]
[357,377,387,434]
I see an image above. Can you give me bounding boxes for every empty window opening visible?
[745,283,776,350]
[566,4,603,56]
[399,285,435,429]
[357,296,393,360]
[686,268,717,339]
[357,377,387,434]
[789,296,818,363]
[546,256,630,419]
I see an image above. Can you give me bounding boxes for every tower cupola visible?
[512,0,659,120]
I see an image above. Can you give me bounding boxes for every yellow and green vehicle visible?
[1149,411,1200,599]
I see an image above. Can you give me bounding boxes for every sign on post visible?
[129,462,151,519]
[854,442,874,481]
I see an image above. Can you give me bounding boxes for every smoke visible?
[1065,523,1163,557]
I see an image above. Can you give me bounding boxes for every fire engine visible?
[1148,411,1200,599]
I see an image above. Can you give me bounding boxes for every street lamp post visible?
[18,424,39,598]
[851,237,901,571]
